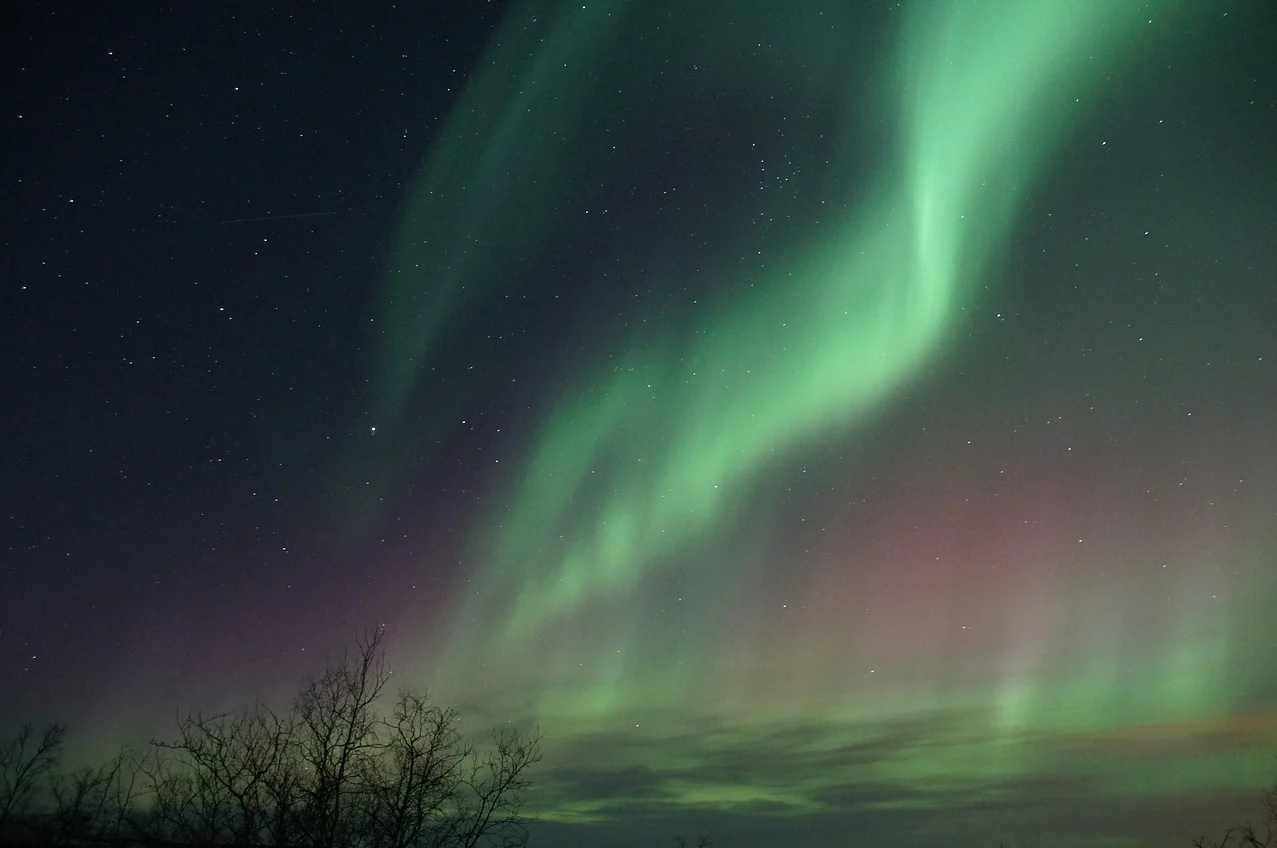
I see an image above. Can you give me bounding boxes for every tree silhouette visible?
[145,628,541,848]
[47,745,147,843]
[672,835,713,848]
[1195,782,1277,848]
[0,722,66,837]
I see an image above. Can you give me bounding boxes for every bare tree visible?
[150,703,298,845]
[144,740,234,845]
[0,722,66,836]
[48,745,147,844]
[149,628,542,848]
[292,629,391,848]
[435,724,541,848]
[1195,783,1277,848]
[361,692,468,848]
[673,837,713,848]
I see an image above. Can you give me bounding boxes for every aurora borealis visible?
[4,1,1277,846]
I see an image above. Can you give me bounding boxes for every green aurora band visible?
[371,0,1275,831]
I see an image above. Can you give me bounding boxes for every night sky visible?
[4,2,1277,847]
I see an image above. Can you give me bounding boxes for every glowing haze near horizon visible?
[365,1,1277,845]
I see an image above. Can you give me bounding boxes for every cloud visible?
[534,707,984,818]
[1037,710,1277,762]
[540,763,672,804]
[524,705,1277,847]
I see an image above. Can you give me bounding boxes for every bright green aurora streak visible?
[371,0,1273,835]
